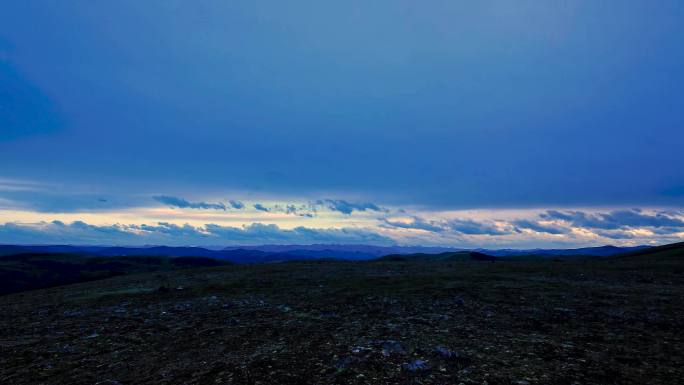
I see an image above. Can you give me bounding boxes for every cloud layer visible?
[0,220,393,246]
[378,208,684,246]
[1,186,682,247]
[541,209,684,230]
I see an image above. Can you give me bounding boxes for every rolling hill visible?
[378,251,500,262]
[0,253,228,295]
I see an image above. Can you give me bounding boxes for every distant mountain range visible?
[0,243,651,263]
[473,245,649,257]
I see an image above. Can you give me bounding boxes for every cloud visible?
[0,188,148,213]
[541,209,684,230]
[279,204,315,217]
[0,177,45,192]
[205,223,392,244]
[153,195,226,211]
[0,220,394,246]
[593,229,638,240]
[650,226,684,235]
[254,202,315,217]
[512,219,569,235]
[228,200,245,209]
[0,220,138,245]
[445,219,514,236]
[253,203,270,212]
[318,199,386,215]
[382,216,445,233]
[138,222,208,237]
[382,215,516,236]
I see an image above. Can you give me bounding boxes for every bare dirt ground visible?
[1,256,683,384]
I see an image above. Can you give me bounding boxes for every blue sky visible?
[1,1,683,247]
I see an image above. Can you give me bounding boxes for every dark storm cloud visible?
[153,195,226,211]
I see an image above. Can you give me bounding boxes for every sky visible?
[1,1,683,248]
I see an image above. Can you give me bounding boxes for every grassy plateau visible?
[0,243,682,384]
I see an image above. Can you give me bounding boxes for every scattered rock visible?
[95,380,122,385]
[156,286,170,294]
[434,346,471,367]
[402,359,430,372]
[56,344,75,353]
[335,356,360,370]
[63,310,86,318]
[552,308,575,323]
[381,340,406,356]
[351,346,372,354]
[434,346,460,359]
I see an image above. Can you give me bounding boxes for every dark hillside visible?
[0,253,228,295]
[609,241,684,261]
[378,251,499,262]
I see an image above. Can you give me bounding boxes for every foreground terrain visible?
[1,244,683,384]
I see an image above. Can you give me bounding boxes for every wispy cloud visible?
[0,177,46,192]
[381,216,515,236]
[382,216,445,233]
[228,200,245,209]
[318,199,387,215]
[445,218,514,236]
[284,204,315,217]
[153,195,227,211]
[253,203,270,212]
[512,219,569,235]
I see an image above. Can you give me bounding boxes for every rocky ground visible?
[1,256,683,384]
